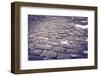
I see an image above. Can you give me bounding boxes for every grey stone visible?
[29,49,44,55]
[60,44,72,48]
[82,50,88,54]
[28,43,34,49]
[57,30,66,34]
[56,36,63,39]
[57,53,72,59]
[34,44,52,50]
[43,57,52,60]
[65,49,79,54]
[28,38,34,43]
[48,38,59,42]
[36,40,48,45]
[70,54,85,58]
[48,41,60,46]
[73,45,86,51]
[43,51,57,58]
[52,46,65,52]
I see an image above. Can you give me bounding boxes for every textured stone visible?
[28,55,44,60]
[43,57,52,60]
[82,50,88,54]
[36,40,48,45]
[28,43,34,49]
[34,44,52,50]
[28,15,88,60]
[65,49,79,54]
[73,44,87,51]
[52,46,65,52]
[70,54,87,58]
[60,44,71,48]
[43,51,57,58]
[57,53,72,59]
[48,41,60,46]
[29,49,44,55]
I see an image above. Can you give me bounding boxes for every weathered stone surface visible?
[43,51,57,58]
[48,41,60,46]
[43,57,52,60]
[29,49,44,55]
[28,15,88,60]
[28,43,34,49]
[60,44,71,48]
[52,46,65,52]
[34,44,52,50]
[73,44,87,51]
[57,53,72,59]
[28,55,44,60]
[70,54,87,58]
[65,49,79,54]
[82,50,88,54]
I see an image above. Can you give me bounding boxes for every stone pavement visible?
[28,15,88,60]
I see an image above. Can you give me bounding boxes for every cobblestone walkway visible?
[28,15,88,60]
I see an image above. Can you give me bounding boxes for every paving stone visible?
[73,44,87,51]
[57,30,66,34]
[57,53,72,59]
[28,54,44,60]
[60,43,71,48]
[70,54,87,58]
[43,57,52,60]
[29,49,44,55]
[34,44,52,50]
[43,51,57,58]
[52,46,65,52]
[65,49,79,54]
[48,41,60,46]
[35,40,48,45]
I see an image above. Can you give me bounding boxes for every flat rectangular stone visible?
[52,46,65,52]
[57,53,72,59]
[43,51,57,58]
[34,44,52,50]
[29,49,44,56]
[65,49,79,54]
[70,54,87,58]
[48,41,59,46]
[28,55,44,60]
[60,43,71,48]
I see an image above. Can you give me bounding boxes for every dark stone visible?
[28,54,44,60]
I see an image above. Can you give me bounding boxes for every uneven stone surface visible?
[29,49,44,56]
[57,53,72,59]
[43,50,57,58]
[52,46,65,52]
[28,15,88,60]
[34,44,52,50]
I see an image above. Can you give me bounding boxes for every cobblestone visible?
[28,15,88,60]
[43,51,57,58]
